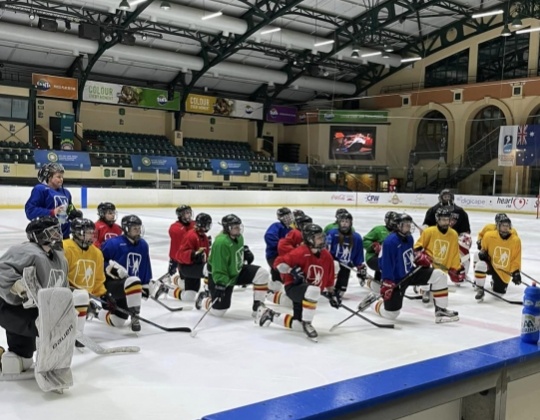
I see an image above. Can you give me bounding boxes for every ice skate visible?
[149,279,168,300]
[357,293,378,312]
[252,301,265,318]
[302,321,318,342]
[475,289,485,303]
[0,350,35,381]
[195,290,209,310]
[435,306,459,323]
[257,307,277,327]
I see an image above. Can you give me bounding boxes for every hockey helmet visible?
[71,218,96,250]
[292,209,305,219]
[384,211,398,231]
[495,213,508,224]
[336,211,353,234]
[37,162,64,184]
[295,214,313,231]
[335,208,348,219]
[121,214,144,242]
[221,214,243,237]
[195,213,212,233]
[302,223,326,251]
[26,216,63,248]
[395,213,413,236]
[176,205,193,224]
[97,202,117,224]
[438,189,454,209]
[496,214,512,239]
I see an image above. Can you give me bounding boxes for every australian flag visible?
[515,124,539,166]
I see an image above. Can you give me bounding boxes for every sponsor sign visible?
[131,155,178,173]
[318,110,388,124]
[186,94,263,120]
[330,193,355,203]
[266,105,297,124]
[32,74,78,100]
[60,113,75,150]
[210,159,251,176]
[274,162,308,178]
[34,150,91,171]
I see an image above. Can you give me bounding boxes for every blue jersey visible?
[25,183,73,238]
[379,232,415,284]
[326,228,365,267]
[264,222,292,260]
[101,235,153,284]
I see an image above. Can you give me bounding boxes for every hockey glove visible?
[511,270,522,286]
[448,265,466,283]
[290,266,305,285]
[168,258,178,276]
[356,264,368,281]
[380,280,395,301]
[213,284,227,301]
[192,249,206,264]
[243,245,254,265]
[414,249,432,268]
[328,290,342,309]
[371,241,381,255]
[476,240,482,251]
[141,285,150,300]
[67,205,83,221]
[106,260,129,280]
[477,250,490,262]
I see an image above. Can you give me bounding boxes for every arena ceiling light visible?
[260,27,281,35]
[500,24,511,37]
[401,56,422,63]
[361,51,382,58]
[118,0,130,10]
[314,40,334,47]
[471,9,503,19]
[201,11,223,20]
[516,26,540,34]
[160,1,171,10]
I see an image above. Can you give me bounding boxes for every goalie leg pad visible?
[35,288,77,393]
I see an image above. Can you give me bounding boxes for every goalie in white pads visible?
[358,213,459,324]
[0,216,76,391]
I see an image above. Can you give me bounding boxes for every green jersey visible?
[208,232,245,287]
[363,225,391,262]
[324,222,355,234]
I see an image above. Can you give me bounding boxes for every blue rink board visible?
[202,337,540,420]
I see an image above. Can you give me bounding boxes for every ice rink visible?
[1,205,538,420]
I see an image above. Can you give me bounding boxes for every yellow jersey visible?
[414,226,461,271]
[63,238,107,296]
[481,230,521,283]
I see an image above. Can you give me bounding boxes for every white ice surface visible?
[1,206,538,420]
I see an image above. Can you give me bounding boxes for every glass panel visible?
[0,98,11,118]
[425,49,469,88]
[11,99,28,119]
[477,34,529,82]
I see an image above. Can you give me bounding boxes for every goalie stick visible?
[75,334,140,355]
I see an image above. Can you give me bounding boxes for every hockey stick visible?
[75,333,140,355]
[463,278,522,305]
[329,300,397,331]
[151,297,193,312]
[190,297,219,338]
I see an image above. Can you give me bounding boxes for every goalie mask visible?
[71,218,96,250]
[221,214,243,238]
[97,202,117,225]
[276,207,293,227]
[302,223,326,253]
[176,205,193,224]
[26,216,63,249]
[438,189,455,211]
[121,214,144,243]
[195,212,212,233]
[37,162,65,184]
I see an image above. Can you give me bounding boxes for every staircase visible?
[415,127,500,192]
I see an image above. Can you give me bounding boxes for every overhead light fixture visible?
[511,16,523,28]
[141,33,147,41]
[261,27,281,35]
[29,12,36,20]
[401,56,422,63]
[130,0,147,6]
[160,1,171,10]
[104,33,113,42]
[382,52,390,59]
[516,26,540,34]
[383,44,394,52]
[201,11,223,20]
[118,0,130,10]
[314,39,334,47]
[500,24,511,37]
[361,51,382,58]
[471,9,503,19]
[352,43,360,52]
[351,51,359,58]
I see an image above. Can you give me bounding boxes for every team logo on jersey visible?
[492,246,510,269]
[306,264,324,286]
[127,252,142,276]
[235,247,244,271]
[104,232,118,240]
[48,269,66,288]
[403,248,415,272]
[75,259,96,288]
[53,195,69,208]
[336,243,351,263]
[433,239,449,262]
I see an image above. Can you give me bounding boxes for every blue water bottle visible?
[521,286,540,344]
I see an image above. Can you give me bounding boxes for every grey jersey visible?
[0,242,68,306]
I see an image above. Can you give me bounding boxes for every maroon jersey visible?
[169,220,195,260]
[176,229,210,265]
[277,229,303,256]
[274,244,335,290]
[94,220,122,249]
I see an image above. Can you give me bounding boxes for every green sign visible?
[60,113,75,150]
[318,110,388,124]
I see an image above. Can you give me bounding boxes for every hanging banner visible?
[34,150,91,171]
[83,81,180,111]
[498,125,517,167]
[32,74,78,100]
[131,155,178,173]
[274,162,309,178]
[186,94,263,120]
[318,110,388,124]
[60,113,75,150]
[210,159,251,176]
[515,124,539,167]
[267,105,297,124]
[296,110,318,124]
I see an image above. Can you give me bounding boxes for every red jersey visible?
[176,229,210,264]
[274,244,335,290]
[94,220,122,249]
[169,220,195,260]
[277,229,303,256]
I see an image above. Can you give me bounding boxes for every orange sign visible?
[32,74,78,100]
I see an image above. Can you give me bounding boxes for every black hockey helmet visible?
[394,213,413,236]
[195,213,212,232]
[438,189,454,208]
[435,207,452,221]
[336,211,353,234]
[221,214,243,237]
[292,209,305,219]
[495,213,508,224]
[97,202,117,223]
[26,216,62,247]
[302,223,326,251]
[37,162,64,184]
[335,208,348,219]
[496,214,512,239]
[295,214,313,231]
[276,207,293,226]
[176,205,193,224]
[121,214,144,242]
[384,211,398,230]
[71,218,96,250]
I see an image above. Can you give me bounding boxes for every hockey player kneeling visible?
[357,214,459,324]
[195,214,269,317]
[258,223,336,342]
[0,217,77,392]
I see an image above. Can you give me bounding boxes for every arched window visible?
[527,106,540,125]
[470,106,505,147]
[415,111,447,160]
